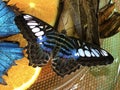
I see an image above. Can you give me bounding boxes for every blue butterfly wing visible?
[38,33,79,76]
[15,14,54,42]
[15,14,54,66]
[15,14,78,71]
[41,28,113,76]
[0,1,20,37]
[47,33,113,76]
[15,14,114,77]
[69,37,114,66]
[0,41,23,84]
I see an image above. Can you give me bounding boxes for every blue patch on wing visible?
[0,41,23,84]
[0,1,20,37]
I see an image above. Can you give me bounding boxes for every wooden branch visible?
[70,0,100,46]
[99,12,120,38]
[99,3,115,25]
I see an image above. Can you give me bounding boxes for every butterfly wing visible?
[51,35,114,76]
[0,1,20,37]
[15,14,81,76]
[15,14,114,77]
[15,14,55,66]
[43,32,80,76]
[15,14,55,42]
[0,41,23,84]
[52,57,80,77]
[70,37,114,66]
[26,42,50,67]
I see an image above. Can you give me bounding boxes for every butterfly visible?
[0,0,20,37]
[0,41,23,84]
[0,1,24,84]
[15,14,114,77]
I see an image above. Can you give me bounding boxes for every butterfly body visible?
[15,14,114,77]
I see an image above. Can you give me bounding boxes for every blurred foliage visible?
[90,1,120,90]
[113,0,120,12]
[99,0,120,12]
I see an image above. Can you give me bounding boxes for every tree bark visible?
[70,0,100,46]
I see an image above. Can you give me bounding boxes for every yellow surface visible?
[0,58,41,90]
[8,0,59,26]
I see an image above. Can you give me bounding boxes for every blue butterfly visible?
[0,41,23,84]
[15,14,114,77]
[0,1,23,84]
[0,0,20,37]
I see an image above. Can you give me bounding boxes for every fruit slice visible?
[0,58,41,90]
[8,0,59,26]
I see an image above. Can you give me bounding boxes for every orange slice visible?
[0,58,41,90]
[8,0,59,26]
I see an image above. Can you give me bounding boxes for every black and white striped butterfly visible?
[15,14,114,77]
